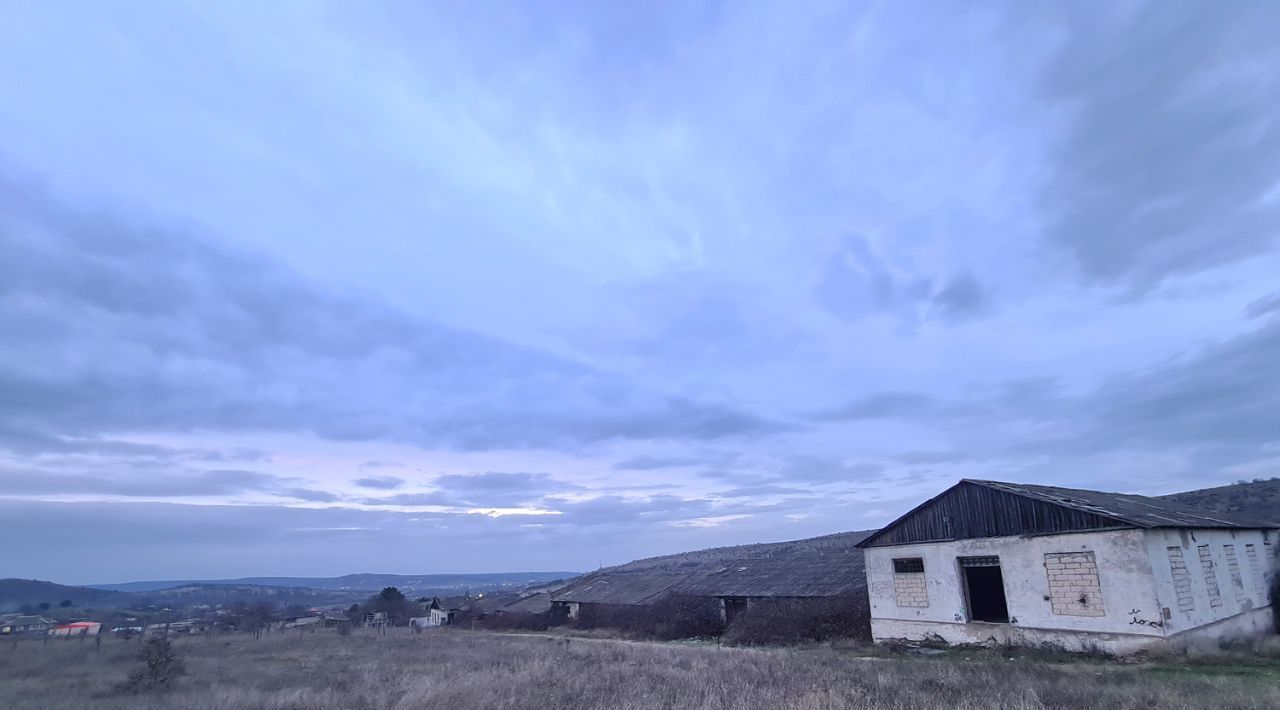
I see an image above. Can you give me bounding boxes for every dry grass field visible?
[2,629,1279,710]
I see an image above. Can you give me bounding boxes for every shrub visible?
[483,612,550,632]
[118,638,186,693]
[722,593,870,646]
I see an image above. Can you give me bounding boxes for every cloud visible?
[610,454,707,470]
[815,236,991,324]
[357,461,404,470]
[0,467,289,498]
[813,392,940,421]
[359,492,457,507]
[0,180,781,461]
[930,272,988,322]
[1245,291,1280,320]
[775,456,886,484]
[360,471,581,508]
[352,476,406,490]
[716,484,809,498]
[1038,2,1280,290]
[278,488,340,503]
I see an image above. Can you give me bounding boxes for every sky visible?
[2,1,1279,584]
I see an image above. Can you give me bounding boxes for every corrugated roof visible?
[967,480,1278,530]
[551,572,695,606]
[671,550,866,598]
[497,592,553,614]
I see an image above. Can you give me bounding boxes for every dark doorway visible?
[722,597,747,624]
[959,556,1009,623]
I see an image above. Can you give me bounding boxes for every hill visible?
[1159,477,1280,525]
[90,571,578,594]
[0,578,123,612]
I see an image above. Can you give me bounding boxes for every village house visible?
[49,621,102,637]
[0,615,56,635]
[858,480,1278,654]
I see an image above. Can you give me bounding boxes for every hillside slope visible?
[92,571,578,594]
[1160,477,1280,525]
[0,578,122,612]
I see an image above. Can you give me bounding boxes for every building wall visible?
[865,529,1168,651]
[866,527,1278,653]
[1142,528,1276,638]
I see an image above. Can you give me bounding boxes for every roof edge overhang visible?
[855,479,1139,549]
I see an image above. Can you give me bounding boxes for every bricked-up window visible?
[1044,551,1105,617]
[1198,544,1222,608]
[1246,544,1264,600]
[892,558,928,608]
[1167,546,1195,612]
[1224,545,1246,603]
[893,558,924,574]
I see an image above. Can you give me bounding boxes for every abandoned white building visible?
[858,480,1278,654]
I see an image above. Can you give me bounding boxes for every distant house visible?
[321,613,351,629]
[49,621,101,637]
[672,549,868,624]
[280,615,321,631]
[858,480,1279,654]
[0,615,56,635]
[362,611,388,627]
[426,598,458,626]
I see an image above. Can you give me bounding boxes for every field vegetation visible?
[2,627,1279,709]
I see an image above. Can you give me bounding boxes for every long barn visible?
[857,479,1278,654]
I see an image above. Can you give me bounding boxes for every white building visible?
[858,480,1277,654]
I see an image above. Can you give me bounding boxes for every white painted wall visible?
[865,527,1277,654]
[1143,528,1276,638]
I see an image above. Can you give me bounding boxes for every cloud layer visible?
[0,1,1278,581]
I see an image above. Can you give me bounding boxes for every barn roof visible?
[967,480,1278,530]
[859,479,1277,548]
[497,592,553,614]
[5,615,54,626]
[671,550,866,598]
[550,572,694,606]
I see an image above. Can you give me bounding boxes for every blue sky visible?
[2,1,1279,583]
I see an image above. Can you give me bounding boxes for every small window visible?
[893,558,924,574]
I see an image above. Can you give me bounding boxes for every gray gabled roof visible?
[858,479,1277,549]
[968,480,1278,530]
[671,549,866,598]
[550,572,695,606]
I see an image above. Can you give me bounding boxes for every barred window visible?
[893,558,924,574]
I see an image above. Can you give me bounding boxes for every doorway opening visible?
[959,556,1009,623]
[721,597,747,624]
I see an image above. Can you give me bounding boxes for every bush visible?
[483,612,550,632]
[722,594,870,646]
[119,638,186,693]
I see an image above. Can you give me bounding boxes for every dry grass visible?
[1,629,1278,709]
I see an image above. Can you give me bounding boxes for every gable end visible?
[858,481,1132,548]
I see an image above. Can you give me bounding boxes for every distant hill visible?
[90,571,578,595]
[1160,477,1280,525]
[0,578,123,612]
